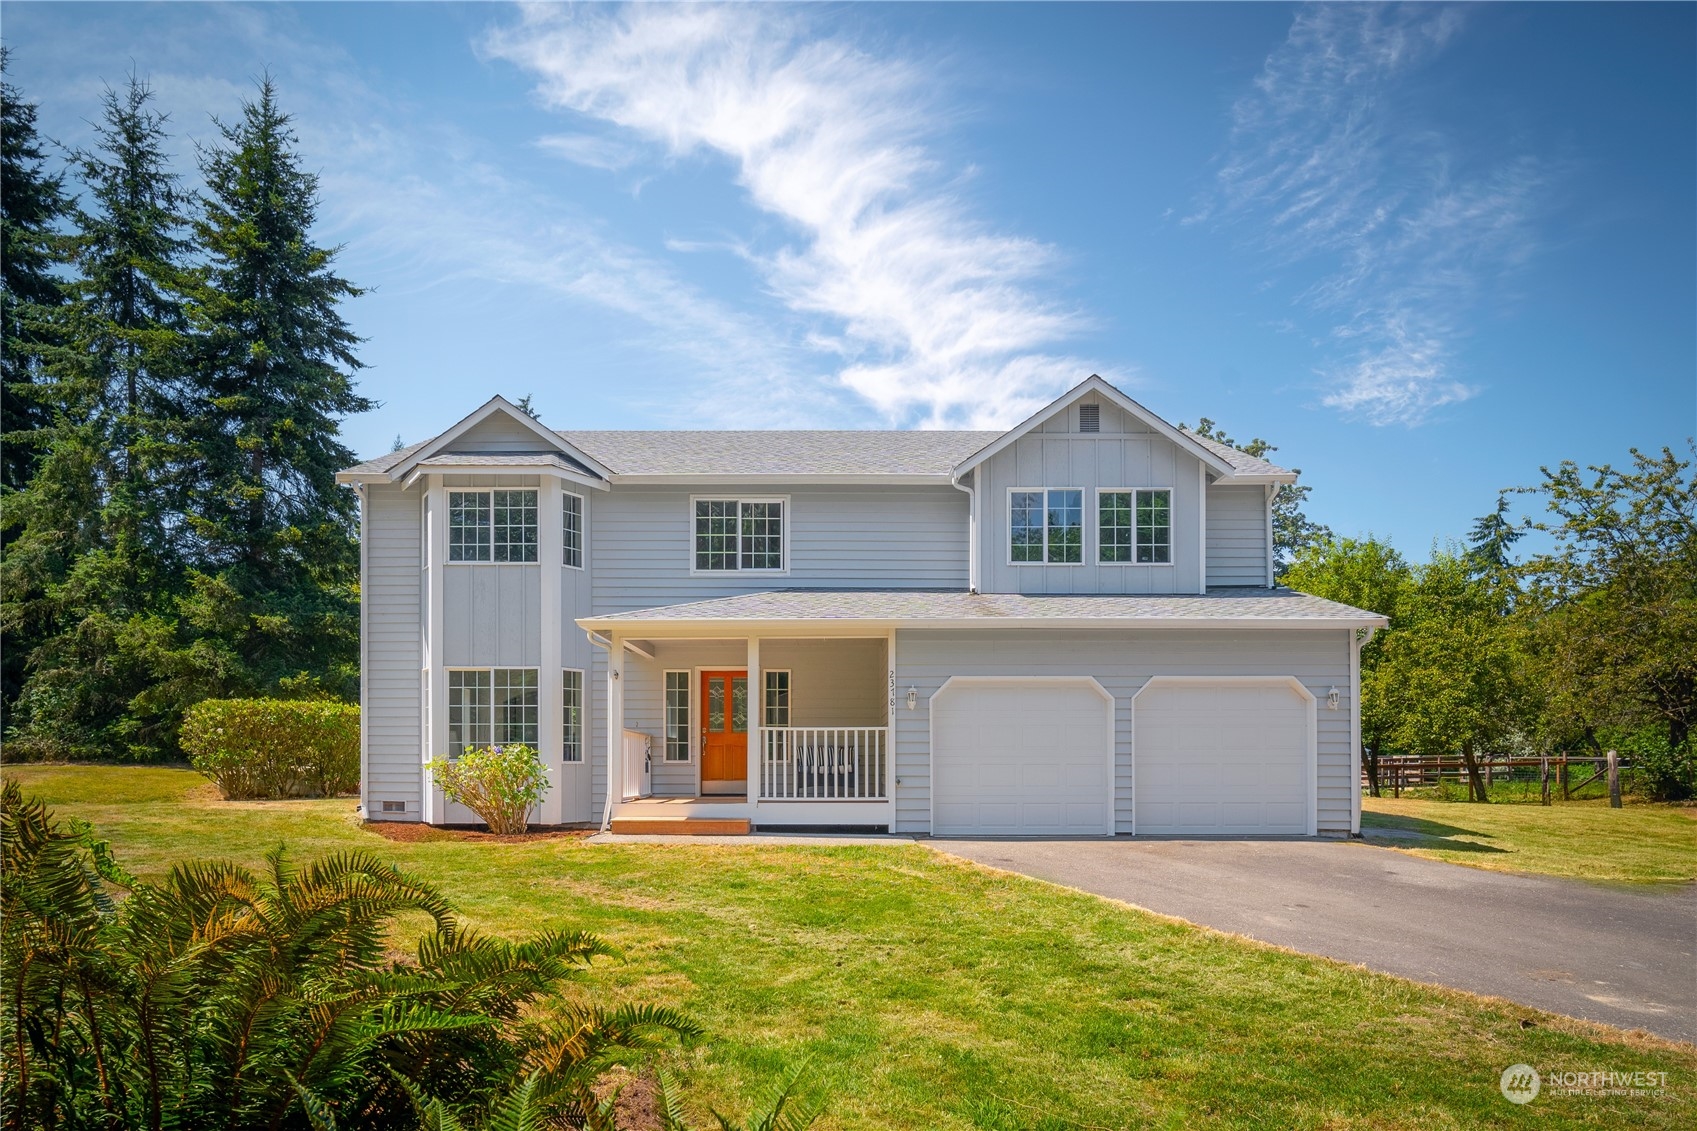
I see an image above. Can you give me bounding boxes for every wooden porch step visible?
[609,816,751,836]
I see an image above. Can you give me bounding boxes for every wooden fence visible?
[1368,751,1628,806]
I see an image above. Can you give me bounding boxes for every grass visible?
[1362,794,1697,884]
[8,766,1696,1130]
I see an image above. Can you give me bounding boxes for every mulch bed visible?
[363,822,596,845]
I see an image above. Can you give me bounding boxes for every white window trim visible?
[663,669,693,763]
[762,668,793,728]
[562,489,586,571]
[1006,486,1087,567]
[1095,487,1176,568]
[444,666,540,754]
[688,494,791,576]
[562,667,585,763]
[445,488,541,566]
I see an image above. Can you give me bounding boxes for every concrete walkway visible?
[934,837,1697,1044]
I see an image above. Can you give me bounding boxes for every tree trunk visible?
[1459,739,1489,803]
[1364,746,1381,797]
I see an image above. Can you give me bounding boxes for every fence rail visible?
[1368,752,1629,805]
[761,727,887,800]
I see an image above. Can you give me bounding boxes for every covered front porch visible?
[600,632,894,832]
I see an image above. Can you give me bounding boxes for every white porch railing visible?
[622,730,652,800]
[761,727,887,800]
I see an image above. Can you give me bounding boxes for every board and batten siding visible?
[976,399,1206,595]
[1205,484,1271,587]
[890,627,1355,835]
[361,480,424,817]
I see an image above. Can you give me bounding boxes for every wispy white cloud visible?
[534,131,643,172]
[484,3,1095,428]
[1199,3,1542,426]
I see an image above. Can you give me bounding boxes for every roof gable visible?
[341,397,613,485]
[953,375,1239,480]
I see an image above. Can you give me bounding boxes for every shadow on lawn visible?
[1361,811,1509,854]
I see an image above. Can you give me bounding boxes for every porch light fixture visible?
[906,686,918,711]
[1326,686,1340,711]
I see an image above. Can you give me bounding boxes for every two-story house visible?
[336,376,1386,837]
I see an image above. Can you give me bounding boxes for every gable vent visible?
[1078,403,1101,433]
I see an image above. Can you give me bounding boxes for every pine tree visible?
[0,49,70,492]
[169,76,372,701]
[2,74,194,757]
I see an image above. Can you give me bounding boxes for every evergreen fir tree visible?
[3,74,194,757]
[169,76,371,701]
[0,49,70,492]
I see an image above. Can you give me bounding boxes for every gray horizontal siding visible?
[1206,484,1269,587]
[890,627,1353,835]
[363,481,423,816]
[589,484,968,613]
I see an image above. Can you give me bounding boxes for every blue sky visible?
[5,2,1692,554]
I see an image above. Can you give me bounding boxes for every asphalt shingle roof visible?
[556,430,1002,477]
[582,587,1386,626]
[1187,433,1296,479]
[341,427,1294,481]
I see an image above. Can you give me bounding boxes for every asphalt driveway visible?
[934,837,1697,1044]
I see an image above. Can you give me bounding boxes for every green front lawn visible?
[1362,794,1697,884]
[9,765,1695,1129]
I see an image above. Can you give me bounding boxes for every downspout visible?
[586,630,616,832]
[950,472,978,593]
[1350,625,1379,837]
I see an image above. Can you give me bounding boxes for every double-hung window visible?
[562,670,583,762]
[1099,489,1172,563]
[448,490,538,562]
[1009,489,1083,564]
[693,498,785,572]
[763,670,790,727]
[562,492,583,569]
[663,672,691,761]
[447,668,538,755]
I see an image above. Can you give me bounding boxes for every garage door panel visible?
[932,681,1112,836]
[1135,681,1311,836]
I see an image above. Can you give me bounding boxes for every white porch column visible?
[422,477,448,824]
[746,637,761,800]
[604,632,625,828]
[537,477,564,824]
[1197,461,1208,595]
[886,630,897,803]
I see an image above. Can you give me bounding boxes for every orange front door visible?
[700,670,749,787]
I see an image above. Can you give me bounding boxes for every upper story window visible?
[449,490,537,562]
[1010,489,1083,565]
[1099,489,1172,564]
[562,491,583,569]
[693,498,785,572]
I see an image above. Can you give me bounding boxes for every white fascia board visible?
[399,461,610,492]
[607,473,953,487]
[953,375,1239,480]
[386,396,615,484]
[575,614,1391,636]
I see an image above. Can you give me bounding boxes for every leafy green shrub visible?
[427,744,549,834]
[1611,728,1697,802]
[180,697,360,800]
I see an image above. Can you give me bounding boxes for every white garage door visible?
[1134,680,1311,835]
[932,679,1113,836]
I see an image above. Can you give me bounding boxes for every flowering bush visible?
[180,698,360,799]
[426,744,549,834]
